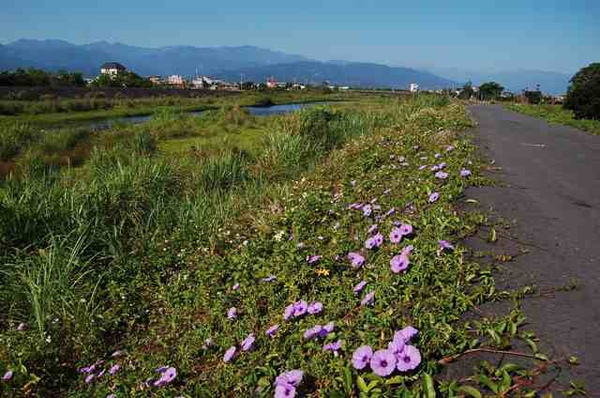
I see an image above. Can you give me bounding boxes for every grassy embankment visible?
[0,95,572,396]
[507,103,600,135]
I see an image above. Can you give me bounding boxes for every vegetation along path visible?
[468,104,600,393]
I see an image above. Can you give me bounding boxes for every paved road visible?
[467,105,600,393]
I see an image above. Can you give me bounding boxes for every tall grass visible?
[0,97,458,394]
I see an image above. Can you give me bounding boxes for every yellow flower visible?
[315,268,330,276]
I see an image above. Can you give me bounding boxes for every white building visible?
[409,83,419,93]
[167,75,185,86]
[100,62,126,76]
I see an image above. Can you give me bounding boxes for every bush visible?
[564,62,600,120]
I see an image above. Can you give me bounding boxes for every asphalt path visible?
[467,105,600,393]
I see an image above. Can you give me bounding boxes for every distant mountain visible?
[429,67,572,95]
[0,39,456,90]
[0,39,309,77]
[219,61,456,89]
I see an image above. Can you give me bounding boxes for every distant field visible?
[507,103,600,135]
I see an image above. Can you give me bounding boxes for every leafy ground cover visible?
[507,104,600,136]
[0,96,577,396]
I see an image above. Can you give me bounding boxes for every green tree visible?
[458,81,474,100]
[478,81,504,100]
[564,62,600,119]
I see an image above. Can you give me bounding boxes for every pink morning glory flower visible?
[390,254,410,273]
[2,370,13,381]
[428,192,440,203]
[109,364,120,375]
[460,168,471,177]
[396,345,422,372]
[153,367,177,387]
[353,280,367,295]
[371,349,397,377]
[348,252,366,268]
[223,346,237,363]
[307,301,323,315]
[435,171,449,179]
[361,290,375,306]
[241,333,255,351]
[266,324,280,337]
[227,307,238,319]
[389,228,403,243]
[352,345,373,370]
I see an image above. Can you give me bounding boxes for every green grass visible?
[507,103,600,135]
[0,96,567,397]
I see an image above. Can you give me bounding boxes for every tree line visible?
[0,68,85,87]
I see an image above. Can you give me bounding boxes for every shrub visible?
[564,62,600,120]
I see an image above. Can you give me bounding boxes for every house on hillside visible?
[149,75,163,85]
[100,62,127,76]
[409,83,419,93]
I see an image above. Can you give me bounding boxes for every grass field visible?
[0,93,573,396]
[507,103,600,136]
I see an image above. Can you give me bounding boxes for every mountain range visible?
[0,39,572,93]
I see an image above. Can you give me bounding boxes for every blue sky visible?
[1,0,598,73]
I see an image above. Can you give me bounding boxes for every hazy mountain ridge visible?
[0,39,455,89]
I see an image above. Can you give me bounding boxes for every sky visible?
[1,0,598,74]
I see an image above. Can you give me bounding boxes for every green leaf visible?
[489,227,497,242]
[478,375,499,393]
[343,367,353,393]
[357,375,370,393]
[499,370,512,392]
[458,385,482,398]
[385,375,405,385]
[423,373,436,398]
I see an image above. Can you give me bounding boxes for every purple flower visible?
[16,322,28,331]
[241,333,255,351]
[435,171,449,180]
[275,383,296,398]
[438,162,447,169]
[402,245,414,255]
[107,394,117,398]
[323,340,342,353]
[419,165,427,170]
[362,204,373,217]
[351,345,373,370]
[434,153,441,159]
[307,302,323,315]
[227,307,238,319]
[85,374,95,384]
[266,324,280,337]
[428,192,440,203]
[390,254,410,273]
[438,239,454,254]
[2,370,13,381]
[111,350,123,357]
[446,145,455,152]
[361,290,375,306]
[275,370,304,387]
[430,165,440,172]
[109,364,120,375]
[322,321,335,335]
[394,326,419,345]
[460,168,471,177]
[368,224,378,235]
[153,367,177,387]
[373,233,384,246]
[293,300,308,317]
[223,346,237,363]
[364,237,377,250]
[348,202,363,210]
[396,345,422,372]
[284,304,295,320]
[97,369,106,378]
[232,283,240,290]
[385,208,396,217]
[303,325,323,340]
[371,350,397,377]
[353,280,367,295]
[388,340,405,356]
[399,224,413,236]
[389,228,403,243]
[348,252,366,268]
[307,255,322,265]
[262,275,277,282]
